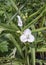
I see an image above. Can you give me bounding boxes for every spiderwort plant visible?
[17,15,35,43]
[0,0,46,65]
[20,29,35,65]
[17,15,35,65]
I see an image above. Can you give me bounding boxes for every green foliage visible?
[0,41,8,52]
[0,0,46,65]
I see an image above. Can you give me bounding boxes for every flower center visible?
[26,34,29,39]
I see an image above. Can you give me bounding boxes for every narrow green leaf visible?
[32,27,46,33]
[37,47,46,52]
[0,23,19,32]
[23,9,45,31]
[10,0,18,11]
[27,5,45,22]
[5,34,23,58]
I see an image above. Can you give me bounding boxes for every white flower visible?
[20,29,35,43]
[17,15,23,27]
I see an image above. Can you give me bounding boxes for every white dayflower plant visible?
[17,15,23,27]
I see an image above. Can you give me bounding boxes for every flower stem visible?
[27,55,30,65]
[31,48,35,65]
[25,44,30,65]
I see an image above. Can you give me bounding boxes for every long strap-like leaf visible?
[5,34,23,58]
[23,9,45,31]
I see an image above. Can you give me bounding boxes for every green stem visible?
[27,55,30,65]
[25,44,30,65]
[31,48,35,65]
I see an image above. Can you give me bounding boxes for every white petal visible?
[20,34,27,43]
[18,22,23,27]
[17,15,23,27]
[27,34,35,42]
[23,29,31,36]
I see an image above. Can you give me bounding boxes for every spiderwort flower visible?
[17,15,23,27]
[20,29,35,43]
